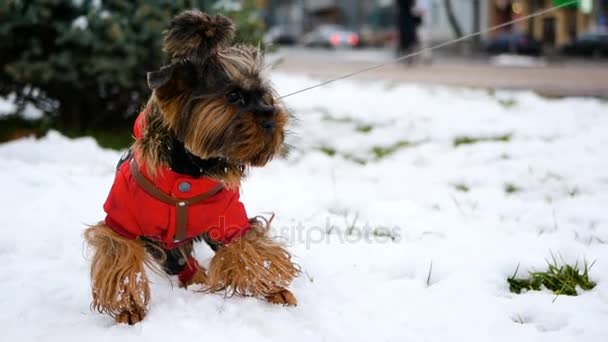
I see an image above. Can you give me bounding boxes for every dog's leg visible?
[84,223,151,324]
[206,218,299,306]
[178,257,208,288]
[145,240,208,288]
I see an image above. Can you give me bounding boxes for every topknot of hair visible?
[163,10,235,62]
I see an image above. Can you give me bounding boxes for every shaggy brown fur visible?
[86,9,298,324]
[217,45,266,89]
[205,218,300,304]
[132,103,252,188]
[266,289,298,306]
[84,223,154,324]
[132,106,172,177]
[138,36,289,187]
[180,268,209,288]
[163,11,234,62]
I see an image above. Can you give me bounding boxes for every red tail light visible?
[348,34,359,46]
[329,33,341,46]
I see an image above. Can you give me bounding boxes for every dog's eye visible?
[226,91,244,105]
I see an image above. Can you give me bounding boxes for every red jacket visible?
[103,114,250,249]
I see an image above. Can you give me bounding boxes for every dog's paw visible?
[115,307,146,325]
[179,267,208,289]
[266,289,297,306]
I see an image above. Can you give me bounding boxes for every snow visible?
[0,93,17,115]
[72,0,101,8]
[72,16,88,30]
[0,93,44,119]
[99,10,111,20]
[213,0,242,12]
[1,74,607,341]
[490,54,547,68]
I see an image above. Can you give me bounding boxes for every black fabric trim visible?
[194,233,224,252]
[143,237,192,275]
[116,149,133,172]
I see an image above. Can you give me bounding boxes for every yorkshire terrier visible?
[84,10,299,325]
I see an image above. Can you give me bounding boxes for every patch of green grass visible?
[371,140,414,160]
[508,258,596,297]
[453,134,512,147]
[314,147,368,165]
[453,183,470,192]
[542,172,562,181]
[0,115,134,150]
[504,183,521,194]
[321,114,354,123]
[83,129,133,150]
[314,139,422,164]
[316,146,337,157]
[0,115,50,143]
[343,153,367,165]
[355,124,374,133]
[54,127,132,150]
[372,227,399,241]
[498,98,518,109]
[568,187,580,197]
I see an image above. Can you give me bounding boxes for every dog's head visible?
[147,10,288,169]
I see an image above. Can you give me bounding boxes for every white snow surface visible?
[1,73,607,341]
[71,16,89,30]
[0,93,43,119]
[490,54,547,68]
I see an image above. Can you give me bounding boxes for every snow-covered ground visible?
[490,54,547,68]
[1,73,607,341]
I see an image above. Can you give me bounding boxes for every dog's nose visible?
[261,120,275,134]
[257,104,276,117]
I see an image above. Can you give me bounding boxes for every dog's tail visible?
[163,10,235,62]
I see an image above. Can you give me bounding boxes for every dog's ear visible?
[147,64,176,90]
[163,10,235,62]
[147,61,196,98]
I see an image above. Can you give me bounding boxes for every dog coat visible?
[103,113,250,249]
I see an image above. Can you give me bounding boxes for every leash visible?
[278,0,579,99]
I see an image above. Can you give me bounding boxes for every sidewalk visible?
[272,50,608,98]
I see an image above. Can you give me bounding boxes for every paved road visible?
[271,48,608,98]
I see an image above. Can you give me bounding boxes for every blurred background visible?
[1,0,607,149]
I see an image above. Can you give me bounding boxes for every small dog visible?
[84,10,299,325]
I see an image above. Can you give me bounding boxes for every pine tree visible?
[0,0,265,135]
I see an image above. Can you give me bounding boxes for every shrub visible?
[0,0,264,138]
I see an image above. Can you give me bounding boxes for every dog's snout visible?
[261,119,276,133]
[256,103,276,117]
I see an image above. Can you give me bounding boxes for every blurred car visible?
[484,32,542,56]
[561,31,608,58]
[264,26,298,46]
[359,6,398,47]
[302,25,360,48]
[359,26,397,47]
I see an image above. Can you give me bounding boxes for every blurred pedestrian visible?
[414,0,432,64]
[396,0,422,63]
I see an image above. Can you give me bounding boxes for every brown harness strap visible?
[130,159,224,242]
